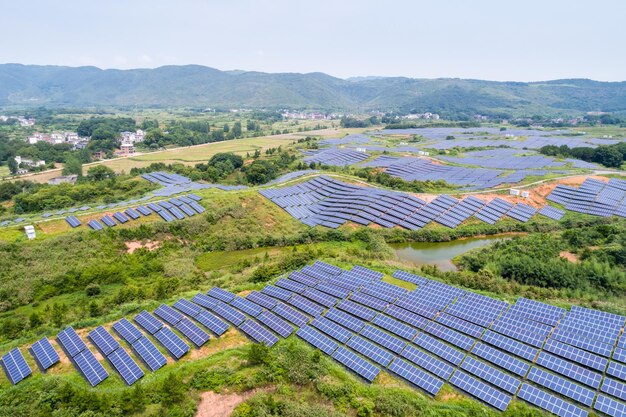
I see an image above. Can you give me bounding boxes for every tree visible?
[232,121,243,138]
[208,153,243,169]
[87,165,116,181]
[8,157,18,174]
[62,156,82,176]
[160,373,185,405]
[593,146,623,168]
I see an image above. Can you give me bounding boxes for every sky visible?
[1,0,625,82]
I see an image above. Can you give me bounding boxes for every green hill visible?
[1,64,625,115]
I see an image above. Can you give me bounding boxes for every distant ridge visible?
[0,64,625,115]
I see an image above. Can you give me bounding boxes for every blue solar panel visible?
[134,310,164,335]
[246,291,278,310]
[388,357,444,396]
[212,302,247,326]
[272,303,309,327]
[460,356,521,395]
[154,327,189,360]
[124,207,141,220]
[229,296,264,317]
[287,294,325,317]
[470,342,530,377]
[607,361,626,381]
[296,325,339,355]
[108,348,144,385]
[101,215,117,227]
[73,349,109,386]
[257,310,294,338]
[392,270,429,286]
[518,383,588,417]
[87,219,104,230]
[384,305,430,330]
[275,278,307,294]
[337,299,377,321]
[301,287,338,308]
[325,308,366,332]
[594,394,626,417]
[436,313,485,338]
[192,293,220,310]
[1,348,32,385]
[195,311,230,336]
[130,336,167,372]
[350,291,389,311]
[310,316,353,343]
[261,285,294,301]
[359,324,407,354]
[536,351,602,389]
[424,322,475,351]
[172,298,202,317]
[175,317,210,347]
[239,319,279,347]
[88,326,121,356]
[57,326,88,357]
[400,344,454,380]
[526,366,595,406]
[207,287,237,303]
[112,211,130,223]
[135,206,152,216]
[413,332,466,366]
[30,338,60,371]
[332,346,380,383]
[543,339,608,372]
[481,330,538,362]
[65,215,81,228]
[112,318,145,344]
[346,335,394,367]
[449,370,511,411]
[372,313,418,341]
[601,377,626,401]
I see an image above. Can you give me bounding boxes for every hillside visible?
[1,64,626,115]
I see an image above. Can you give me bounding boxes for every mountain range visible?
[1,64,625,116]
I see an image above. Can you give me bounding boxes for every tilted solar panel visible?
[1,348,32,385]
[332,346,380,383]
[238,319,279,347]
[388,357,444,396]
[88,326,121,356]
[153,327,189,360]
[175,317,210,347]
[296,325,339,355]
[73,349,109,387]
[108,348,144,385]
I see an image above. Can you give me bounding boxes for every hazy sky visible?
[2,0,625,81]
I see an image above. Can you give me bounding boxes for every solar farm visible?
[4,260,626,417]
[260,175,565,229]
[547,178,626,218]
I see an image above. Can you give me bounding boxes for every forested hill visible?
[1,64,626,115]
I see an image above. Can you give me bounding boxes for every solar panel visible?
[346,335,394,367]
[30,338,60,371]
[1,348,32,385]
[388,357,444,396]
[301,287,338,308]
[257,310,294,338]
[172,298,202,317]
[130,336,167,372]
[246,291,278,309]
[124,208,141,220]
[470,342,530,377]
[57,326,88,357]
[310,316,353,343]
[325,308,366,332]
[192,293,220,310]
[460,356,521,395]
[371,313,418,341]
[87,219,104,230]
[518,383,588,417]
[413,332,466,366]
[195,311,230,336]
[88,326,121,356]
[601,377,626,401]
[526,366,595,406]
[607,361,626,381]
[153,327,189,360]
[449,370,512,411]
[275,278,307,294]
[261,285,294,301]
[392,270,429,286]
[359,324,407,354]
[287,294,325,317]
[213,302,247,326]
[332,346,380,383]
[350,291,389,311]
[207,287,236,303]
[73,349,109,387]
[112,318,145,344]
[230,296,264,317]
[134,310,164,335]
[384,305,430,330]
[337,299,377,321]
[543,339,608,372]
[65,215,81,228]
[536,351,602,389]
[400,344,454,380]
[272,303,309,326]
[101,215,117,227]
[108,348,144,385]
[112,211,130,223]
[424,322,475,351]
[594,394,626,417]
[296,325,339,355]
[239,319,279,347]
[175,317,210,347]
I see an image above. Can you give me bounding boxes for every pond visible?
[390,235,511,271]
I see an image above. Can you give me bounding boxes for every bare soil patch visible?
[195,388,270,417]
[125,240,163,254]
[560,251,579,263]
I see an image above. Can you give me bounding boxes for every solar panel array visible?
[244,261,626,415]
[547,178,626,219]
[6,260,626,417]
[56,327,109,386]
[302,148,370,167]
[261,176,554,230]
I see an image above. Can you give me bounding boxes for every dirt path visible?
[195,388,267,417]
